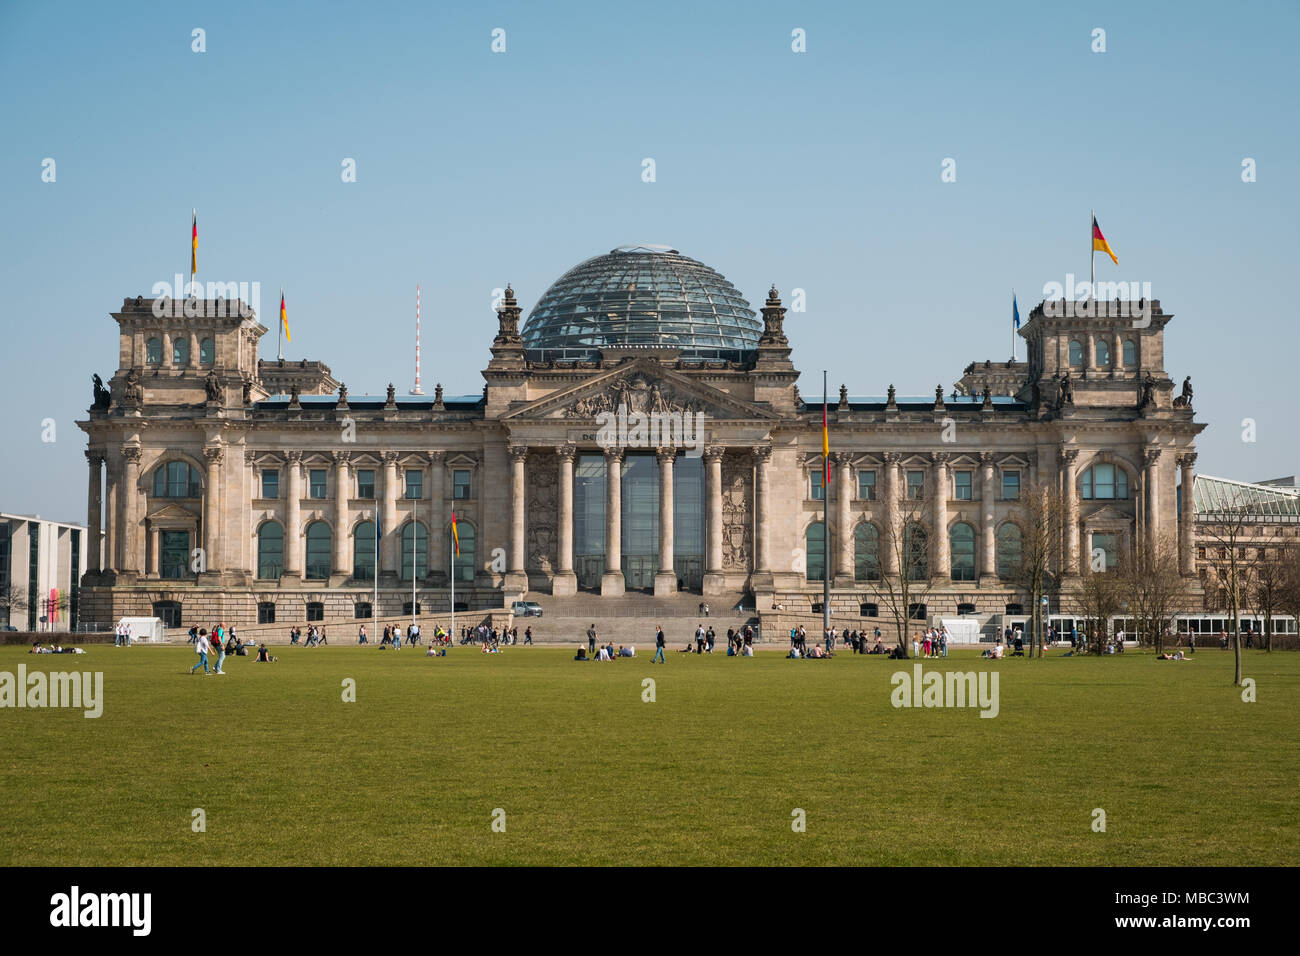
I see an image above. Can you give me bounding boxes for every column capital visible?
[931,451,950,465]
[752,445,772,465]
[1144,447,1163,466]
[703,444,725,463]
[427,450,446,466]
[1059,448,1080,465]
[508,444,529,464]
[244,449,258,466]
[979,451,995,465]
[829,451,852,467]
[1176,451,1198,468]
[656,446,677,465]
[332,449,351,467]
[882,451,901,464]
[121,444,141,463]
[382,451,400,466]
[286,449,303,464]
[556,441,577,462]
[603,446,625,465]
[85,449,105,466]
[202,445,222,464]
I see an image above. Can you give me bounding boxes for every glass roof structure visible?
[521,246,762,361]
[1193,474,1300,523]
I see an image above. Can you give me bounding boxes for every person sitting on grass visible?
[619,645,634,657]
[426,645,445,657]
[254,643,276,663]
[574,645,587,661]
[788,645,801,659]
[1157,651,1190,661]
[596,644,610,661]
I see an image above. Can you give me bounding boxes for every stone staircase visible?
[513,590,756,646]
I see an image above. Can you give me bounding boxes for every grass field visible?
[1,643,1295,866]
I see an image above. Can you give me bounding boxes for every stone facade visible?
[77,285,1205,632]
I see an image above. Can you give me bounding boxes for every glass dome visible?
[521,246,761,361]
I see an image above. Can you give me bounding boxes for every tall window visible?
[309,469,327,499]
[1091,532,1121,571]
[1069,340,1083,367]
[1081,463,1128,500]
[146,337,162,364]
[69,528,80,630]
[1095,338,1111,366]
[907,470,925,499]
[405,469,423,499]
[854,523,880,581]
[401,522,427,580]
[357,469,375,499]
[949,522,976,581]
[154,461,201,498]
[257,522,283,579]
[453,469,472,500]
[904,522,928,581]
[160,530,189,579]
[454,522,475,582]
[996,523,1023,580]
[260,469,279,499]
[810,469,825,501]
[1122,340,1136,367]
[805,522,825,581]
[954,470,972,500]
[173,337,190,365]
[199,337,215,365]
[353,520,376,581]
[1002,470,1020,500]
[305,522,331,579]
[858,470,877,500]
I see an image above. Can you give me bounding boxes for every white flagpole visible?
[1011,288,1016,362]
[277,285,284,361]
[1089,209,1095,298]
[450,516,456,641]
[411,496,418,631]
[373,508,378,628]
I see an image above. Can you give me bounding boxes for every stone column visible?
[507,445,529,594]
[703,446,725,595]
[1061,448,1080,575]
[332,451,351,576]
[1178,452,1197,575]
[931,453,950,582]
[427,451,445,580]
[202,444,222,577]
[1145,447,1162,551]
[148,527,160,576]
[104,467,118,573]
[834,453,853,580]
[554,442,577,596]
[284,451,303,578]
[655,447,677,595]
[882,453,900,576]
[601,448,625,596]
[381,452,399,577]
[119,446,141,576]
[85,451,103,574]
[753,446,772,573]
[979,452,996,584]
[1112,332,1123,375]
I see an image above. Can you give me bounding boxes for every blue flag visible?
[1012,293,1021,330]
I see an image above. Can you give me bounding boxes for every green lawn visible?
[0,643,1294,866]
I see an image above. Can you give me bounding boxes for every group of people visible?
[910,626,952,659]
[462,623,530,646]
[289,625,327,646]
[113,621,133,646]
[29,643,85,654]
[574,642,635,661]
[188,623,268,673]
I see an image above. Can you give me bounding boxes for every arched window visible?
[146,337,162,364]
[904,522,928,581]
[996,523,1023,580]
[257,522,283,579]
[305,522,331,579]
[1122,340,1136,367]
[854,523,880,581]
[173,337,190,365]
[805,522,826,581]
[454,522,475,582]
[1095,338,1110,367]
[353,520,376,581]
[199,337,215,365]
[152,461,201,498]
[949,522,976,581]
[401,521,428,581]
[1068,340,1083,367]
[1081,463,1129,500]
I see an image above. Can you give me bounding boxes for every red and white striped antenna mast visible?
[410,283,424,395]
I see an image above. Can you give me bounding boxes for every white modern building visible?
[0,512,100,632]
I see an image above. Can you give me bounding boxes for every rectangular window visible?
[954,470,972,500]
[810,469,825,501]
[405,469,423,499]
[858,470,876,500]
[261,469,279,499]
[357,469,375,499]
[309,469,327,499]
[453,469,472,500]
[257,603,276,624]
[1002,470,1020,500]
[907,470,924,499]
[306,602,324,622]
[1092,532,1120,571]
[160,530,189,579]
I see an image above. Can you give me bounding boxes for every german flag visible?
[190,210,198,276]
[280,290,291,343]
[451,510,460,556]
[1092,215,1118,266]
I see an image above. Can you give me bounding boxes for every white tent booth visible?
[117,617,166,643]
[938,618,982,644]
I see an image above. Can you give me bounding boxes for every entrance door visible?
[674,555,703,592]
[623,555,658,591]
[576,555,604,591]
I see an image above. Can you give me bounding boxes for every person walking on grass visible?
[652,625,666,663]
[190,629,211,675]
[358,624,368,644]
[211,623,227,674]
[587,624,598,657]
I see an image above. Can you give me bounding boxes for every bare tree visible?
[998,481,1065,659]
[1123,531,1185,655]
[1279,543,1300,646]
[1200,509,1260,685]
[1073,563,1124,655]
[0,584,27,628]
[868,497,937,657]
[1250,530,1288,652]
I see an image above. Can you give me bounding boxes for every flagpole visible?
[822,369,830,642]
[190,208,196,299]
[277,286,284,361]
[373,507,379,629]
[412,495,418,632]
[450,516,456,641]
[1011,288,1016,361]
[1089,208,1095,297]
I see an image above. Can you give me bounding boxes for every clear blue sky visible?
[1,0,1296,523]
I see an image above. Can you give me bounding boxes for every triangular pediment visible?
[147,502,198,521]
[502,360,780,422]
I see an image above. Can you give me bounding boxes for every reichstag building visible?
[77,245,1204,632]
